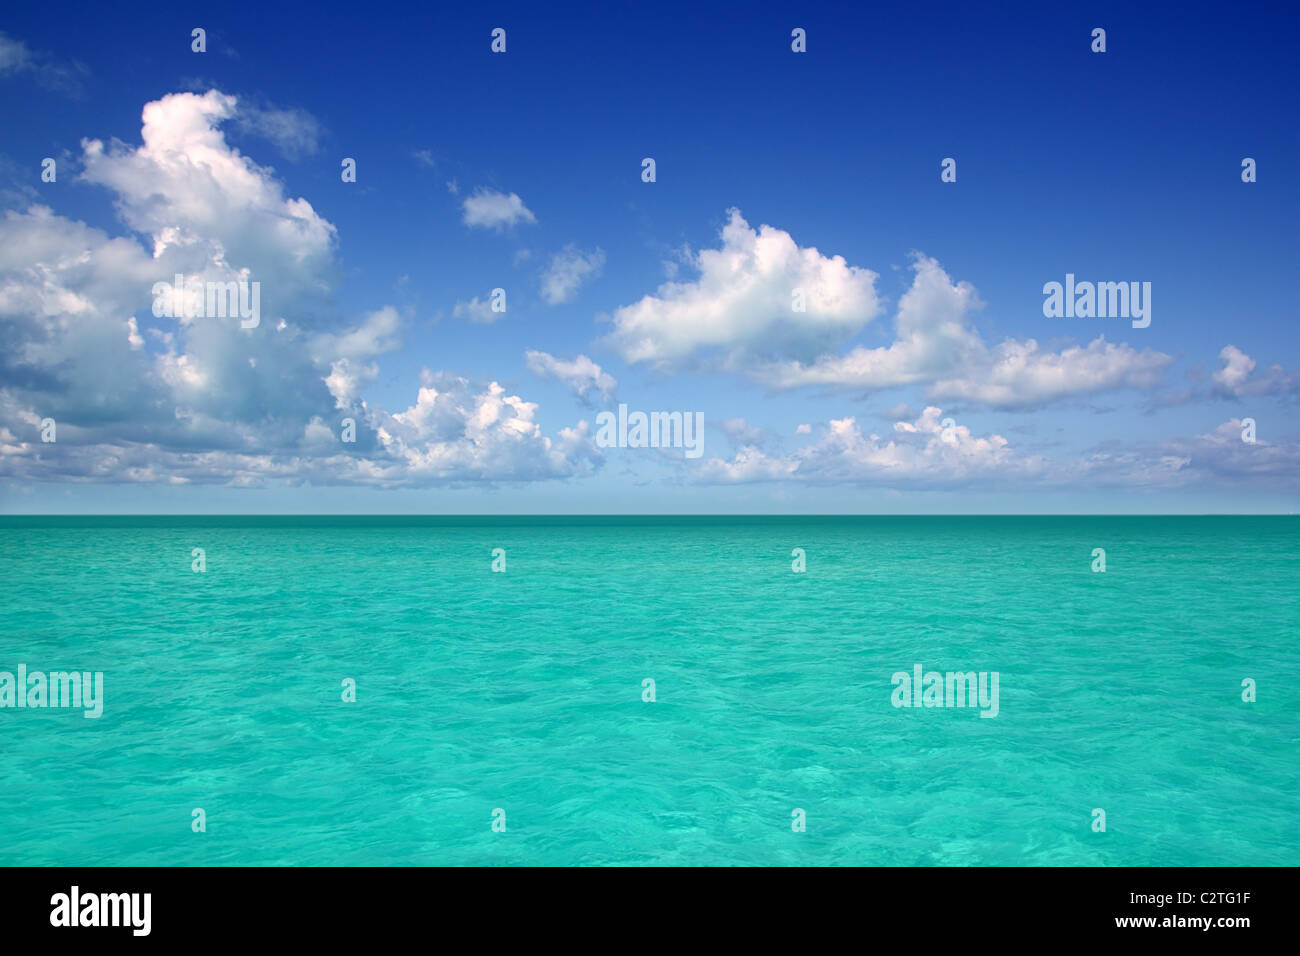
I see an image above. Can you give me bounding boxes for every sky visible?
[1,0,1297,514]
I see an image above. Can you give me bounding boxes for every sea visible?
[0,515,1295,865]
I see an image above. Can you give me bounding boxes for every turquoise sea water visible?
[0,515,1296,866]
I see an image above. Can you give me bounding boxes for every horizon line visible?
[1,513,1296,519]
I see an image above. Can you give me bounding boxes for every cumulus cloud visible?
[753,254,1172,409]
[604,214,1170,409]
[364,372,601,484]
[1213,345,1255,391]
[699,406,1038,485]
[1210,345,1299,399]
[697,408,1299,492]
[604,208,882,367]
[541,245,605,304]
[524,350,617,404]
[0,91,596,488]
[80,90,338,311]
[461,188,536,230]
[1153,346,1300,409]
[311,306,404,408]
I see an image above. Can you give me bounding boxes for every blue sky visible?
[1,0,1297,513]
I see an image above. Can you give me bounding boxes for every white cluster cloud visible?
[700,406,1038,484]
[1213,345,1255,391]
[81,89,338,312]
[312,306,403,407]
[0,91,596,487]
[541,245,604,304]
[1209,345,1298,399]
[461,187,536,231]
[524,350,617,404]
[604,212,1171,409]
[753,255,1172,408]
[2,93,1292,499]
[366,372,601,485]
[605,208,882,366]
[698,409,1297,491]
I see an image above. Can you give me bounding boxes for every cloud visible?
[698,407,1300,492]
[1074,419,1300,490]
[718,417,766,447]
[929,336,1171,408]
[605,208,881,367]
[525,350,617,404]
[606,214,1170,409]
[363,371,602,484]
[0,31,88,96]
[1211,345,1299,399]
[311,306,404,408]
[80,90,338,309]
[753,254,1172,409]
[1170,419,1300,482]
[699,406,1038,485]
[0,154,41,209]
[233,101,324,159]
[1153,346,1300,409]
[0,91,595,488]
[452,296,501,324]
[0,33,32,73]
[1213,345,1254,391]
[461,188,536,230]
[540,245,605,304]
[413,149,436,168]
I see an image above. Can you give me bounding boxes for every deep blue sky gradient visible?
[1,1,1297,511]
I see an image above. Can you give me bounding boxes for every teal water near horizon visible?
[0,515,1296,866]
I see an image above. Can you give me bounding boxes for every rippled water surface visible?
[1,516,1295,865]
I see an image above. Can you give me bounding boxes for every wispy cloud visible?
[525,350,617,404]
[0,31,88,97]
[541,245,604,304]
[233,99,324,159]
